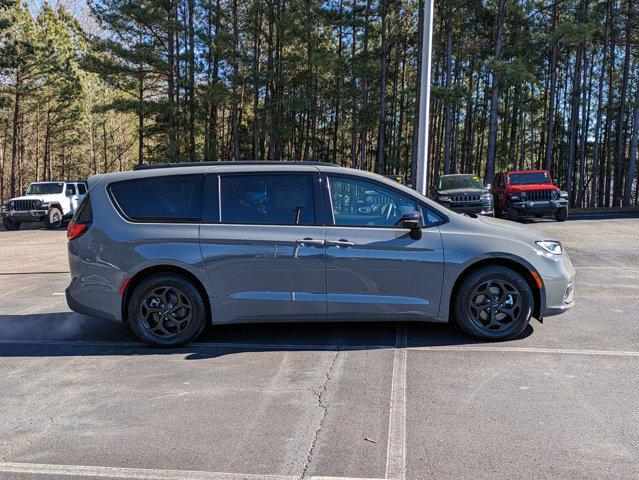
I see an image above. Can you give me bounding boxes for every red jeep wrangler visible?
[492,169,569,222]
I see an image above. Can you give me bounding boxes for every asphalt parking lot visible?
[1,213,638,480]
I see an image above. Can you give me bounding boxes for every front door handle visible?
[295,238,325,247]
[327,239,356,248]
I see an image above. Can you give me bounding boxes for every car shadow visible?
[0,311,534,360]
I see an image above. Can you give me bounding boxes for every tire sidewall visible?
[454,266,533,340]
[45,207,63,229]
[507,202,519,222]
[2,218,20,231]
[128,274,207,346]
[556,207,568,222]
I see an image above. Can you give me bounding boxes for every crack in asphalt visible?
[299,347,340,479]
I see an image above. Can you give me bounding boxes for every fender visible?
[438,252,546,322]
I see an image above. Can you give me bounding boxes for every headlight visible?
[519,191,527,200]
[33,200,41,208]
[438,195,450,202]
[481,193,492,201]
[550,190,558,199]
[560,191,569,199]
[536,240,563,255]
[7,201,14,210]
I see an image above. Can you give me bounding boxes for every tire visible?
[454,266,534,341]
[555,206,568,222]
[44,207,63,229]
[2,218,20,231]
[507,202,519,222]
[127,274,207,346]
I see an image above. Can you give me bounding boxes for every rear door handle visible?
[295,238,325,247]
[327,239,356,248]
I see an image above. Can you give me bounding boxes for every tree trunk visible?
[623,79,639,205]
[612,0,633,206]
[484,0,506,184]
[9,89,19,198]
[375,0,388,174]
[544,0,560,170]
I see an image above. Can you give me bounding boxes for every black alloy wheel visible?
[455,266,533,340]
[128,274,207,346]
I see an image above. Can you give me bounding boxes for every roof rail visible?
[132,161,338,171]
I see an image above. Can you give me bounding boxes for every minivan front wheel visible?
[454,266,533,340]
[128,274,207,346]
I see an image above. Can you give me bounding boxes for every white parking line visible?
[384,323,407,480]
[0,462,386,480]
[410,345,639,357]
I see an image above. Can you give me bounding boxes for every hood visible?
[508,184,558,192]
[450,211,550,245]
[437,188,488,195]
[10,194,62,203]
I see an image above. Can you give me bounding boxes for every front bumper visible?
[512,199,568,215]
[439,202,494,216]
[1,210,48,222]
[531,249,576,318]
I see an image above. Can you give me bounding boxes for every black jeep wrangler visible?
[429,174,494,216]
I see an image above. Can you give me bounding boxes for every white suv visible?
[1,181,87,230]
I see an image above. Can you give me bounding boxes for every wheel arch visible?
[446,256,544,323]
[121,264,212,324]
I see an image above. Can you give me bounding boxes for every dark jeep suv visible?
[430,174,494,216]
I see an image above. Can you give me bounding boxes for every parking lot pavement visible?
[0,215,638,479]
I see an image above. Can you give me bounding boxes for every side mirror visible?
[486,183,492,190]
[400,211,423,240]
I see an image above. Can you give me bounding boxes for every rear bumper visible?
[66,286,116,321]
[512,199,568,215]
[1,210,47,222]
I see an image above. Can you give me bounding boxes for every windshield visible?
[26,183,64,195]
[438,175,484,190]
[509,172,551,185]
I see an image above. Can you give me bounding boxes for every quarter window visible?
[220,174,316,225]
[109,175,204,222]
[328,176,420,227]
[77,183,87,195]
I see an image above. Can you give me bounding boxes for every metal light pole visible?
[414,0,434,196]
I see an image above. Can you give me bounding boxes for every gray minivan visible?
[66,162,575,346]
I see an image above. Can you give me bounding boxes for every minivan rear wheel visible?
[454,266,533,340]
[128,274,207,346]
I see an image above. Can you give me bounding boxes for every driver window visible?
[328,176,418,227]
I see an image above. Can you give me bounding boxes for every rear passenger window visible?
[73,195,93,223]
[109,175,204,222]
[220,174,316,225]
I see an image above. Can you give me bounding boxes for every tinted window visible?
[66,184,76,195]
[26,183,63,195]
[73,195,93,223]
[438,175,484,190]
[509,171,551,185]
[77,183,87,195]
[109,175,204,222]
[328,176,419,227]
[220,174,316,225]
